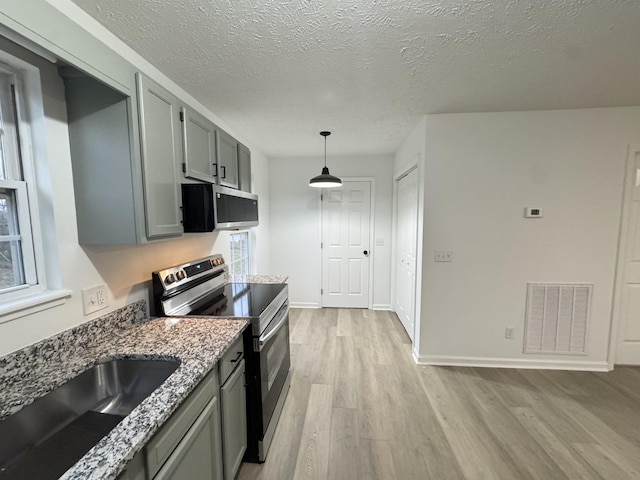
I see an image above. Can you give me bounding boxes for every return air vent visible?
[524,283,591,355]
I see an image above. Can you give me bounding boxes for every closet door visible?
[395,168,419,341]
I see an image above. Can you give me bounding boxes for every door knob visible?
[363,250,369,257]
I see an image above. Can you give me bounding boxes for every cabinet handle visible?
[221,165,226,179]
[212,163,218,177]
[230,351,242,363]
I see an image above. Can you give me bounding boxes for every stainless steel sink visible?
[0,358,180,479]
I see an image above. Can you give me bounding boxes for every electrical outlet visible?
[82,284,109,315]
[434,251,452,262]
[524,207,543,218]
[505,326,515,340]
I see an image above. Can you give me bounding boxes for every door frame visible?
[319,177,376,310]
[392,157,421,354]
[608,144,640,368]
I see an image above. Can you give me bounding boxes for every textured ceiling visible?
[70,0,640,157]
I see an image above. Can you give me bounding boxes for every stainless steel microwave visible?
[182,183,259,231]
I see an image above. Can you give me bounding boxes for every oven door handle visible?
[258,308,288,350]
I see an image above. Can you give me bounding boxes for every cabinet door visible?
[182,107,217,183]
[220,360,247,480]
[153,395,224,480]
[137,73,183,239]
[215,129,239,189]
[116,452,146,480]
[237,143,252,192]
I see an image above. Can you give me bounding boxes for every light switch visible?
[434,251,452,262]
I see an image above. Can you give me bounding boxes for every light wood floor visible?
[237,308,640,480]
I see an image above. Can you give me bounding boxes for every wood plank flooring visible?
[237,308,640,480]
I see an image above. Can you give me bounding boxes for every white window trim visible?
[0,51,69,323]
[0,289,71,323]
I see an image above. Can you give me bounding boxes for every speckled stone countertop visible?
[229,274,288,284]
[0,300,248,480]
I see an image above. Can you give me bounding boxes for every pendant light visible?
[309,131,342,188]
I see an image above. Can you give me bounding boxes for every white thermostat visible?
[525,207,543,218]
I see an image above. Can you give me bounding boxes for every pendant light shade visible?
[309,131,342,188]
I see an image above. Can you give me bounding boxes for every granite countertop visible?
[0,301,248,480]
[229,274,288,284]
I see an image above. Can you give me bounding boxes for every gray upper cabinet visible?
[137,73,184,239]
[237,143,252,192]
[216,129,239,189]
[64,70,184,244]
[63,69,147,245]
[0,2,132,92]
[182,107,217,183]
[4,4,185,244]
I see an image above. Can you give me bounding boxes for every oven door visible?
[257,301,290,434]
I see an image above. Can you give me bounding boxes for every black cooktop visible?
[188,282,286,318]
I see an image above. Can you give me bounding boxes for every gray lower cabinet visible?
[116,452,146,480]
[220,360,247,480]
[215,129,239,189]
[153,396,223,480]
[117,354,248,480]
[219,339,247,480]
[146,368,223,480]
[137,73,184,239]
[182,107,217,183]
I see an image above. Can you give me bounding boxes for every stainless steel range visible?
[152,254,290,463]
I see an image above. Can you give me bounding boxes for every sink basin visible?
[0,358,180,480]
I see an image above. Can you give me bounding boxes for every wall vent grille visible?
[524,283,591,355]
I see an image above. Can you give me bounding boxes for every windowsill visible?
[0,289,73,324]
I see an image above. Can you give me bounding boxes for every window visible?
[229,232,250,276]
[0,44,69,321]
[0,67,37,296]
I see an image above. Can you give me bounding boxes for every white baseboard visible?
[372,304,392,311]
[415,354,611,372]
[290,303,393,310]
[289,302,320,309]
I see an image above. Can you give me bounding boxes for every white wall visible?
[417,108,640,369]
[269,155,394,309]
[0,3,271,356]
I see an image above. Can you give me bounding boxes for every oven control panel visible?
[153,254,227,292]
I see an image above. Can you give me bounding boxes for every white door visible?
[321,181,372,308]
[615,147,640,365]
[395,168,419,341]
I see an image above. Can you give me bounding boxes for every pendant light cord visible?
[324,135,327,168]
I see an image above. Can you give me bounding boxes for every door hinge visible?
[182,162,186,173]
[179,111,184,122]
[321,194,323,201]
[321,288,323,295]
[321,242,323,249]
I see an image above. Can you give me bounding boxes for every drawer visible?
[145,368,219,478]
[219,336,244,385]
